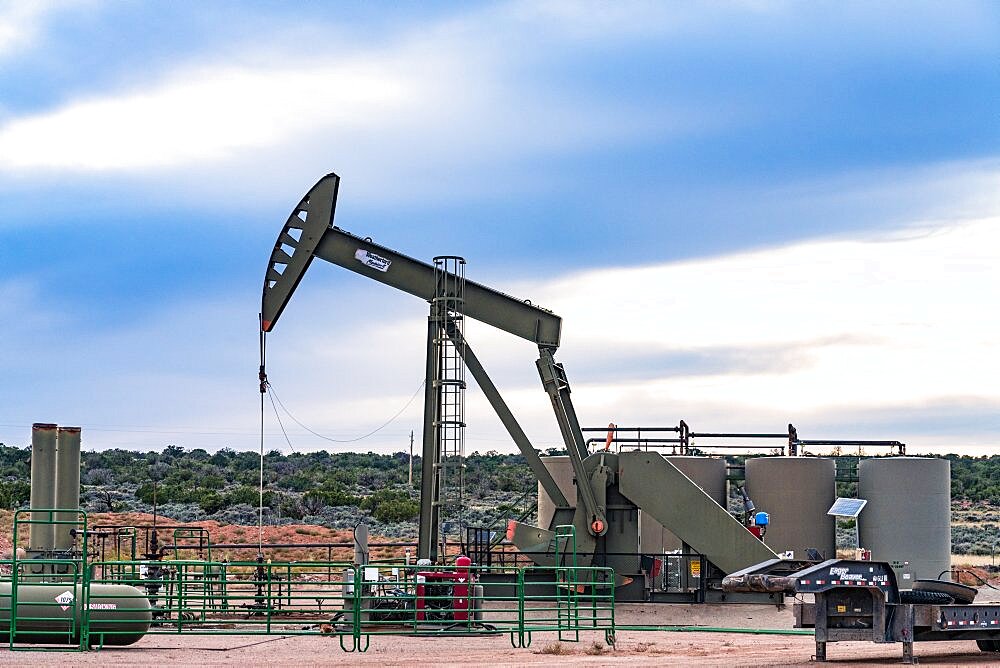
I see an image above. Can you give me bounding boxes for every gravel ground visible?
[4,599,1000,667]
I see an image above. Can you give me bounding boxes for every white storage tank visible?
[536,456,576,529]
[858,457,951,584]
[640,455,727,553]
[745,457,837,559]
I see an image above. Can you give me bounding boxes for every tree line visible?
[0,445,997,520]
[0,443,534,527]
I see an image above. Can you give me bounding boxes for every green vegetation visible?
[0,442,998,553]
[0,480,30,509]
[0,443,533,535]
[946,454,1000,502]
[360,489,420,523]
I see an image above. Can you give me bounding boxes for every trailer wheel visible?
[898,590,953,605]
[976,639,1000,652]
[913,579,978,604]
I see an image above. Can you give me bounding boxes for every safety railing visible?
[351,561,517,647]
[88,559,356,641]
[8,508,91,651]
[83,558,615,653]
[334,560,615,651]
[4,512,615,654]
[171,528,212,561]
[7,558,89,651]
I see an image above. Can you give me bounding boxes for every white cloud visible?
[0,0,69,59]
[0,2,701,185]
[535,216,1000,449]
[4,213,996,454]
[0,61,417,171]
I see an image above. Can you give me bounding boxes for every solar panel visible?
[827,497,867,518]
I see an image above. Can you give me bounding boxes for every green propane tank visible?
[0,582,151,646]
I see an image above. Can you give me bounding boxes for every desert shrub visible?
[0,480,30,508]
[82,467,114,486]
[154,503,204,523]
[360,489,419,523]
[277,495,304,520]
[303,484,360,511]
[371,497,419,523]
[224,486,261,507]
[211,503,259,525]
[952,523,999,555]
[199,492,225,515]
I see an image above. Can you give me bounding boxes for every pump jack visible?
[261,173,777,589]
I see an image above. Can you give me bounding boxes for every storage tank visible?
[0,582,151,645]
[745,457,836,559]
[640,456,727,553]
[29,423,58,555]
[859,457,951,584]
[536,456,575,529]
[54,426,82,552]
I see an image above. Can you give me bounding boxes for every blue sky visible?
[1,1,998,454]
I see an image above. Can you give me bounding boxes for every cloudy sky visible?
[1,1,998,456]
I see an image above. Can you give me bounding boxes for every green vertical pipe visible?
[29,423,58,554]
[54,426,82,552]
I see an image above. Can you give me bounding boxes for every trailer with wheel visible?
[723,558,1000,663]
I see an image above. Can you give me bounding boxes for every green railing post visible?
[9,509,90,652]
[265,562,273,634]
[553,524,580,642]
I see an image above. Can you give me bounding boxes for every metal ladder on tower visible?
[432,256,467,555]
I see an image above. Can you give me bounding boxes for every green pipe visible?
[615,625,813,635]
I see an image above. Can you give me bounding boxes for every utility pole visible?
[409,430,414,487]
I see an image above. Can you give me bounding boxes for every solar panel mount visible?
[828,497,867,518]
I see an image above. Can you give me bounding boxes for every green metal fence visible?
[85,557,615,652]
[7,509,91,652]
[90,559,353,638]
[1,515,615,653]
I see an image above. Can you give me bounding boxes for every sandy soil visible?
[4,601,1000,667]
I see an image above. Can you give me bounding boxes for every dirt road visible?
[4,601,1000,666]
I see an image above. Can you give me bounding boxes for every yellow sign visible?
[690,560,701,577]
[837,605,847,613]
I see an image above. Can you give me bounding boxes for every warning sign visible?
[689,560,701,578]
[55,590,74,611]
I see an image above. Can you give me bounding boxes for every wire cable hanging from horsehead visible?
[266,380,425,444]
[257,311,424,555]
[258,314,267,554]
